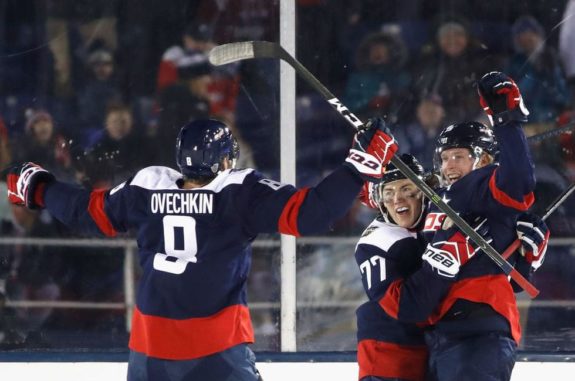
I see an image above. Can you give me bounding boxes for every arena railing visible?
[0,237,573,333]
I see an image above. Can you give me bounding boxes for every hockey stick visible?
[526,120,575,144]
[502,182,575,260]
[210,41,539,297]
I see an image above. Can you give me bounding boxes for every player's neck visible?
[181,180,210,189]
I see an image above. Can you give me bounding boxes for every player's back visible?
[113,166,265,318]
[106,165,281,359]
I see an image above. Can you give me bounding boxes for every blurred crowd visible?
[1,0,575,351]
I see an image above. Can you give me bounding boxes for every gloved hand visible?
[344,118,398,182]
[516,212,549,270]
[422,216,491,278]
[358,181,379,209]
[477,71,529,125]
[6,162,54,209]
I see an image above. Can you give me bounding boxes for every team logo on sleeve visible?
[361,226,377,238]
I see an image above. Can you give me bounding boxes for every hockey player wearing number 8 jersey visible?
[6,118,398,381]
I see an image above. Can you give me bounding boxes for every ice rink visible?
[0,361,573,381]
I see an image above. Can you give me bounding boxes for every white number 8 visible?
[153,215,198,274]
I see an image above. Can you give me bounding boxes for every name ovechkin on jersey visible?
[150,192,214,214]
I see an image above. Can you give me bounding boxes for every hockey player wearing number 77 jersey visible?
[355,154,430,381]
[354,154,498,381]
[355,157,548,381]
[6,117,397,381]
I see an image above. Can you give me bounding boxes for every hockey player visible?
[355,155,548,381]
[361,72,549,381]
[355,154,499,381]
[6,117,397,381]
[418,71,545,381]
[355,154,429,381]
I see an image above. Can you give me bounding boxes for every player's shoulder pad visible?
[202,168,255,193]
[130,166,182,190]
[356,219,416,252]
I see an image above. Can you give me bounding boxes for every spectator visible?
[412,18,497,123]
[506,15,572,123]
[157,24,240,127]
[155,55,212,167]
[46,0,119,98]
[156,23,215,92]
[77,48,123,141]
[13,110,72,180]
[193,0,279,43]
[392,93,446,170]
[343,31,411,121]
[83,102,151,185]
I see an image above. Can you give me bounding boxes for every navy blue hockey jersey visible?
[378,122,535,344]
[42,164,363,359]
[354,218,428,380]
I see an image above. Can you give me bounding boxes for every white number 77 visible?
[359,255,386,289]
[153,215,198,274]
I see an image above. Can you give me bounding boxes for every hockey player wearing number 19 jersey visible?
[364,72,542,381]
[415,72,536,381]
[6,118,398,381]
[354,154,497,381]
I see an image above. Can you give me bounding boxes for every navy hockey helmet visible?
[380,153,425,186]
[434,121,498,170]
[176,119,239,178]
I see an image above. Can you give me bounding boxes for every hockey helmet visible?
[434,121,498,171]
[380,153,425,186]
[176,119,239,178]
[373,154,426,228]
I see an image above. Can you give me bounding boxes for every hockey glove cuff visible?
[7,162,55,209]
[477,71,529,126]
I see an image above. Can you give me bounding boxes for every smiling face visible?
[381,179,423,228]
[439,147,475,185]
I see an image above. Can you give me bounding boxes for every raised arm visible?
[477,71,536,209]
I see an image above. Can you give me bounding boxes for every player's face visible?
[382,179,423,228]
[440,148,475,185]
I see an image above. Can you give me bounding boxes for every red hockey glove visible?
[477,71,529,125]
[345,118,398,182]
[422,217,491,278]
[358,181,379,209]
[6,162,54,209]
[516,213,549,270]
